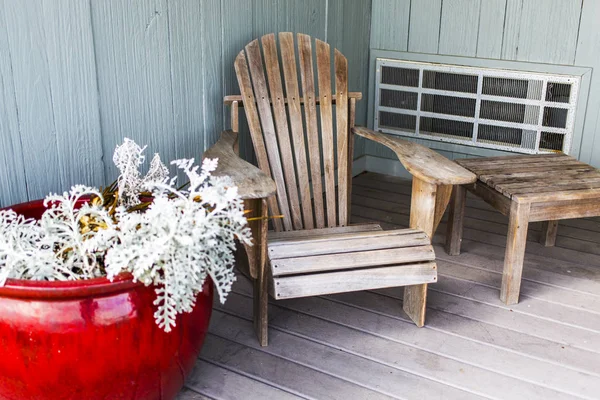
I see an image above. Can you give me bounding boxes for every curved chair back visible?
[234,32,360,231]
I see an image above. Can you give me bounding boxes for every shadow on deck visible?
[178,172,600,400]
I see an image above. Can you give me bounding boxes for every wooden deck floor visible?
[178,172,600,400]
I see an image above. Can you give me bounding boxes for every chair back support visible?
[234,32,356,232]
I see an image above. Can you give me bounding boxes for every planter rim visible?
[0,273,143,300]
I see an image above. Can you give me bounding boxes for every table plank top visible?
[456,154,600,203]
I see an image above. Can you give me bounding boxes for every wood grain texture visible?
[500,0,524,60]
[261,34,302,229]
[354,127,477,185]
[315,39,337,228]
[269,231,430,262]
[369,0,410,51]
[234,48,284,231]
[279,32,314,229]
[245,39,294,231]
[203,130,276,199]
[0,2,27,207]
[298,33,326,228]
[4,0,62,199]
[433,184,452,235]
[327,0,372,157]
[272,262,437,300]
[476,0,507,58]
[539,220,558,247]
[408,0,442,53]
[187,174,600,399]
[222,0,254,162]
[445,185,467,255]
[501,201,531,305]
[200,0,223,150]
[404,177,438,327]
[438,0,481,57]
[575,0,600,166]
[91,0,176,182]
[503,0,582,64]
[335,49,350,226]
[167,0,205,185]
[42,0,105,191]
[268,223,383,241]
[253,197,269,346]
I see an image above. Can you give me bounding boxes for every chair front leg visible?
[252,198,269,346]
[404,178,437,327]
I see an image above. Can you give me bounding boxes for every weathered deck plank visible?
[183,173,600,400]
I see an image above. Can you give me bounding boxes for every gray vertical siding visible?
[0,0,372,207]
[368,0,600,167]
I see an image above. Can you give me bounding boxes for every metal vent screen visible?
[374,59,581,154]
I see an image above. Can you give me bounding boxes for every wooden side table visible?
[445,153,600,305]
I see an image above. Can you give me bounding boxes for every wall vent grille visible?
[374,59,581,154]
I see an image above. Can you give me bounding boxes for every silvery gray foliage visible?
[104,157,252,332]
[0,139,251,332]
[0,186,116,286]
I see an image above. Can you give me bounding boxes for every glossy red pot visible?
[0,200,213,400]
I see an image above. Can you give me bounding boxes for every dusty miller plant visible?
[0,139,251,332]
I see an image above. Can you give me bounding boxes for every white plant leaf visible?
[0,139,251,333]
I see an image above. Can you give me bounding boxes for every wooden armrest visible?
[203,130,277,199]
[223,92,362,107]
[353,127,477,185]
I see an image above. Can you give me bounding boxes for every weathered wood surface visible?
[272,262,437,300]
[183,174,600,400]
[451,155,600,304]
[278,32,313,229]
[271,245,435,276]
[269,229,428,260]
[297,33,326,229]
[268,223,383,242]
[223,92,362,105]
[354,127,477,185]
[203,130,276,200]
[540,220,559,247]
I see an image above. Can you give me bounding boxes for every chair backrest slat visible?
[235,41,291,231]
[278,32,314,229]
[335,49,349,226]
[234,33,357,232]
[297,33,326,229]
[261,34,303,230]
[239,40,292,231]
[315,39,337,227]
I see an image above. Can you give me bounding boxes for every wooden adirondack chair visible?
[205,33,476,346]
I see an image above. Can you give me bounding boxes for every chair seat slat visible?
[269,231,430,260]
[271,262,437,299]
[271,244,435,276]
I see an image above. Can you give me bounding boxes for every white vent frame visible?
[374,58,581,154]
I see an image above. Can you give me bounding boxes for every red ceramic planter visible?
[0,200,213,400]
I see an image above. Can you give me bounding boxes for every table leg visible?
[445,185,467,256]
[501,201,531,305]
[539,220,558,247]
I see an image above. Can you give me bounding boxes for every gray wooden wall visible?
[368,0,600,167]
[0,0,372,207]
